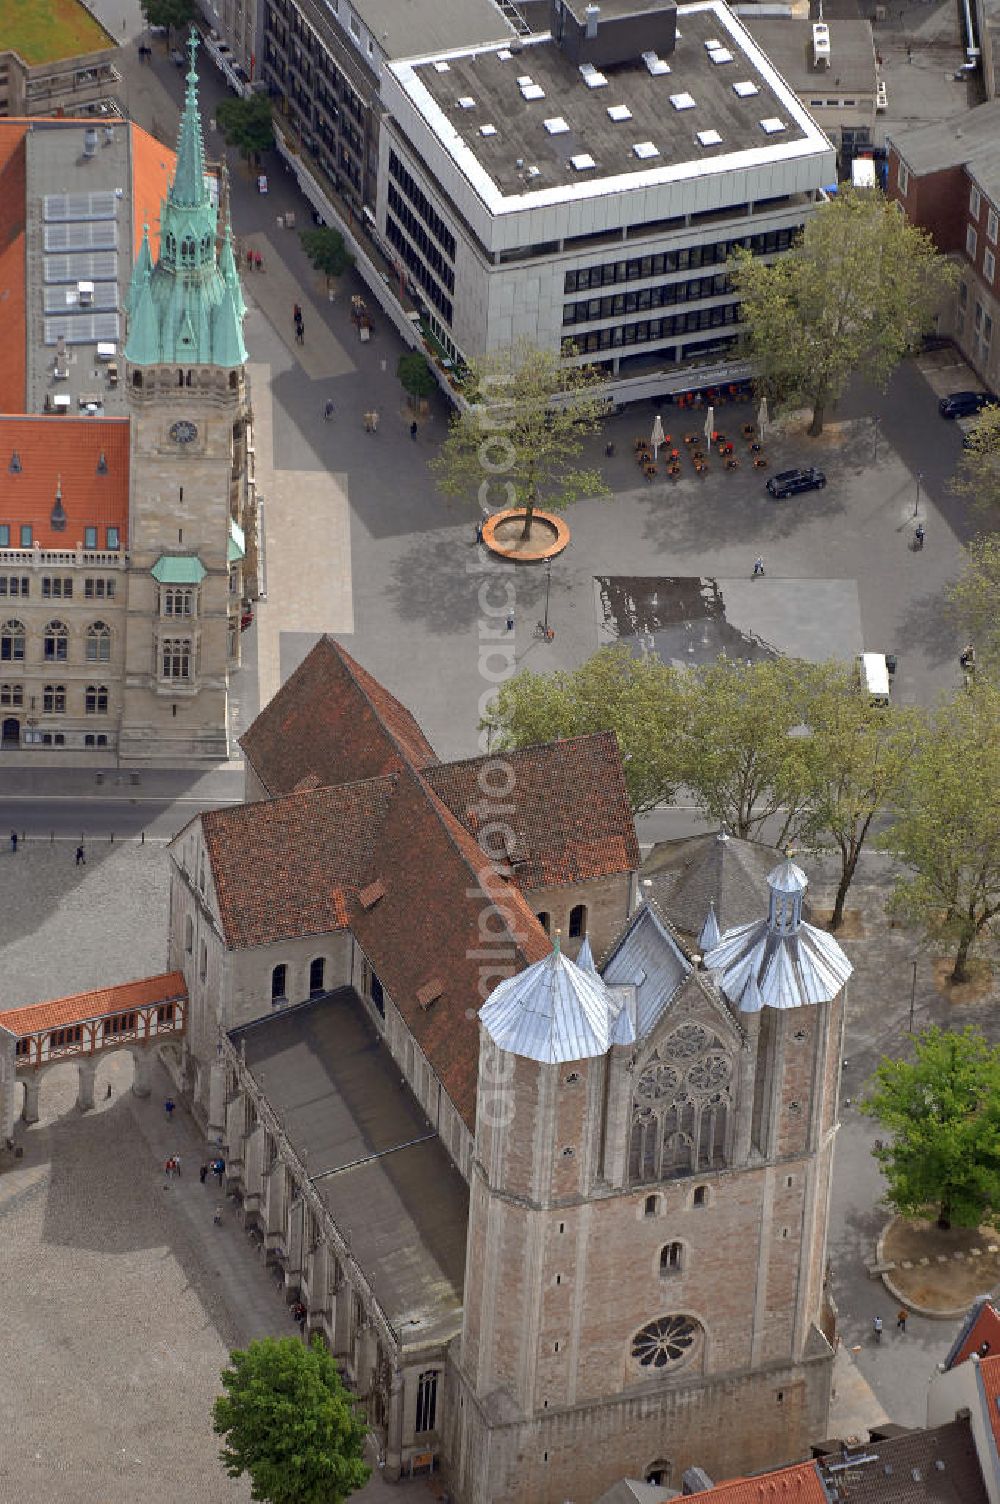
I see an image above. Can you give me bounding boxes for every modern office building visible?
[376,0,834,399]
[0,0,121,120]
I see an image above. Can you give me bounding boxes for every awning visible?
[227,516,246,563]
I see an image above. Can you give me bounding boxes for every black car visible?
[766,467,827,499]
[939,390,992,419]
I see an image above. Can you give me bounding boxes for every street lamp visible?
[913,470,923,517]
[542,557,553,635]
[872,414,881,464]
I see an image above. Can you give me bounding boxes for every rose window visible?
[631,1315,699,1369]
[635,1063,682,1102]
[686,1053,732,1093]
[666,1023,710,1059]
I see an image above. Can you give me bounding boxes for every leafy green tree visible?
[300,227,353,285]
[864,1026,1000,1229]
[213,1336,370,1504]
[951,405,1000,524]
[797,663,916,930]
[677,656,818,844]
[216,94,274,170]
[487,644,686,814]
[431,338,610,542]
[881,687,1000,982]
[731,188,956,435]
[947,533,1000,680]
[397,352,437,410]
[141,0,195,40]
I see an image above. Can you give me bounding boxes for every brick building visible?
[887,102,1000,389]
[144,633,852,1499]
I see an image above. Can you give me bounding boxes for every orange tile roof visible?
[0,415,129,547]
[129,121,176,261]
[948,1299,1000,1370]
[0,121,28,414]
[0,971,187,1036]
[980,1356,1000,1452]
[684,1463,825,1503]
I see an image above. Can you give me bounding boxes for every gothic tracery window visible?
[628,1022,733,1183]
[631,1314,700,1371]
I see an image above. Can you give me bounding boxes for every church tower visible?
[450,862,851,1504]
[120,31,249,762]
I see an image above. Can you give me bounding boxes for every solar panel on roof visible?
[44,282,118,314]
[43,252,119,284]
[44,222,118,252]
[43,191,118,222]
[44,313,120,345]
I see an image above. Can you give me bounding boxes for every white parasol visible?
[703,404,715,446]
[650,413,665,460]
[757,397,769,438]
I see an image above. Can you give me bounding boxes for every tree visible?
[951,404,1000,525]
[486,644,686,815]
[214,1336,370,1504]
[731,188,956,435]
[796,663,915,930]
[300,227,353,285]
[397,352,437,410]
[676,656,818,844]
[216,94,274,170]
[881,687,1000,982]
[140,0,195,40]
[431,338,610,542]
[863,1027,1000,1230]
[948,533,1000,680]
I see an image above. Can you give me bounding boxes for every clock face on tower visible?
[169,420,199,445]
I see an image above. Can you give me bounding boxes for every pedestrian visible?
[897,1307,908,1331]
[907,43,912,61]
[172,1154,182,1176]
[873,1315,883,1344]
[475,518,484,545]
[505,611,514,633]
[410,420,418,441]
[295,320,304,345]
[363,411,372,432]
[915,522,925,549]
[214,1158,225,1183]
[213,1205,223,1225]
[164,1157,174,1178]
[324,399,335,421]
[10,829,16,852]
[165,1097,175,1120]
[960,642,975,670]
[370,409,379,432]
[753,556,765,577]
[75,843,86,865]
[293,303,302,323]
[256,251,264,272]
[199,1163,208,1183]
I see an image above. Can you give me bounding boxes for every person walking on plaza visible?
[75,844,86,865]
[897,1307,908,1332]
[323,399,334,421]
[363,411,372,432]
[410,420,418,441]
[10,830,16,853]
[165,1097,175,1121]
[199,1163,208,1184]
[753,556,765,577]
[915,522,925,550]
[873,1315,883,1344]
[370,409,379,432]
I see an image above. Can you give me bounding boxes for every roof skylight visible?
[733,80,759,97]
[633,141,660,159]
[697,129,723,146]
[458,96,476,108]
[642,50,671,75]
[433,60,450,73]
[521,82,545,100]
[544,116,570,134]
[480,123,497,136]
[570,152,596,171]
[670,92,696,111]
[607,104,632,122]
[709,48,733,64]
[760,117,786,133]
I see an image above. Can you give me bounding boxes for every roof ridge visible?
[201,770,400,829]
[0,968,185,1023]
[424,727,620,776]
[327,637,439,769]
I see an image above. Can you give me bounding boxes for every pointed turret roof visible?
[697,898,721,954]
[123,30,246,369]
[703,857,852,1012]
[480,941,616,1064]
[575,934,597,974]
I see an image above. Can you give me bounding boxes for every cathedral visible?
[161,634,852,1502]
[0,38,252,762]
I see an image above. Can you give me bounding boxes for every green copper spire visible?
[123,29,247,369]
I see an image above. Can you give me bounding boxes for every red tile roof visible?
[423,732,640,888]
[948,1299,1000,1370]
[200,777,397,950]
[0,416,129,548]
[0,971,187,1036]
[682,1464,825,1503]
[240,637,439,797]
[0,122,28,414]
[348,766,551,1127]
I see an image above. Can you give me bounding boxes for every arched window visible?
[1,619,25,661]
[659,1242,683,1275]
[85,684,109,714]
[644,1194,658,1218]
[415,1370,439,1434]
[180,235,195,263]
[86,621,111,661]
[569,903,587,938]
[309,957,325,997]
[43,620,68,661]
[177,369,185,387]
[184,916,193,953]
[536,911,551,933]
[43,684,66,713]
[645,1461,673,1488]
[271,964,287,1003]
[693,1185,708,1208]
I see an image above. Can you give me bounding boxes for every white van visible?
[858,652,891,706]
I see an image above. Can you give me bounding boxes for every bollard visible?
[110,832,115,843]
[141,830,145,844]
